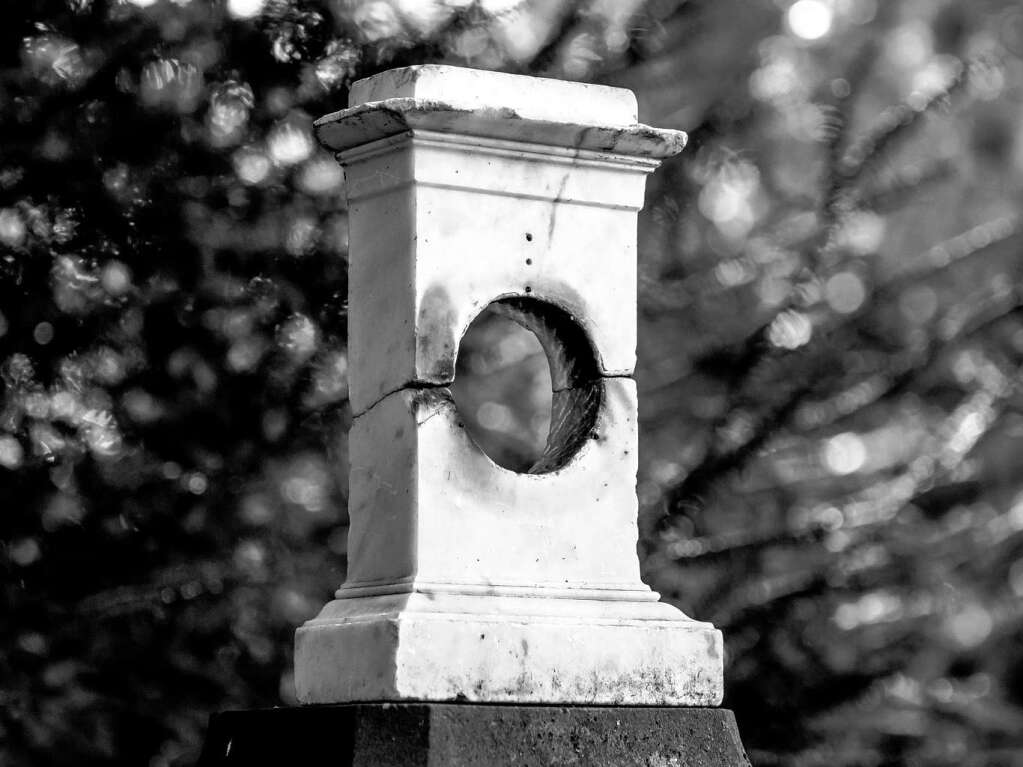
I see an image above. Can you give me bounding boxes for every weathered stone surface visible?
[198,704,752,767]
[349,64,639,125]
[314,100,688,159]
[336,112,654,417]
[294,64,723,707]
[327,65,685,417]
[341,379,641,589]
[317,66,686,160]
[296,592,722,706]
[296,375,722,705]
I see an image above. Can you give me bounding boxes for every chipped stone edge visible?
[314,99,687,159]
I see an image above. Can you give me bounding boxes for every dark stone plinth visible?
[197,703,751,766]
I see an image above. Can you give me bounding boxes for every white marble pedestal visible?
[294,65,722,707]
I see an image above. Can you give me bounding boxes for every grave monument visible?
[200,65,750,766]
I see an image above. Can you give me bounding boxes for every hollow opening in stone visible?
[451,297,603,474]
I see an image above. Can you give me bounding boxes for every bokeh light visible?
[767,310,813,349]
[823,432,867,475]
[787,0,833,41]
[267,122,314,166]
[227,0,266,19]
[824,271,867,314]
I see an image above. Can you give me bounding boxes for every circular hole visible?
[525,233,533,242]
[451,297,602,474]
[525,258,532,265]
[451,309,551,472]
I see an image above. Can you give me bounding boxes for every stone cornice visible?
[314,99,687,160]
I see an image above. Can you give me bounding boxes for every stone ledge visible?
[198,703,751,767]
[314,100,687,159]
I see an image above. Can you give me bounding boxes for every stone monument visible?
[199,65,749,766]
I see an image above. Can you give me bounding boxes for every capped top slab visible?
[349,65,638,125]
[315,65,686,159]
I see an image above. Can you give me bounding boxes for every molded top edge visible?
[314,99,687,160]
[349,65,638,126]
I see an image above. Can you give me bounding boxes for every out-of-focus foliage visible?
[627,3,1023,765]
[2,0,1023,764]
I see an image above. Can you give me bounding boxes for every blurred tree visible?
[1,1,1023,765]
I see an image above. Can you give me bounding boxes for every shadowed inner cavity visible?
[450,297,603,474]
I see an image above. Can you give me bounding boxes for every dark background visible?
[3,0,1023,764]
